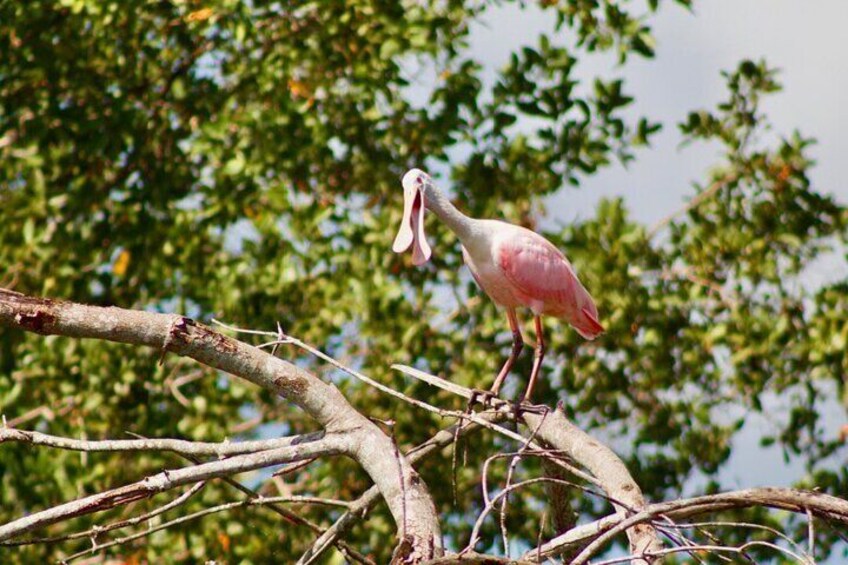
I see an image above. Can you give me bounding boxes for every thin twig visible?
[272,456,318,478]
[590,539,811,565]
[807,508,815,562]
[655,519,809,559]
[499,411,548,556]
[4,397,76,428]
[166,370,205,407]
[647,173,737,239]
[652,518,723,565]
[451,421,462,507]
[463,477,593,555]
[60,495,352,563]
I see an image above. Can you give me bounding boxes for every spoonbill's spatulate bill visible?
[393,168,604,403]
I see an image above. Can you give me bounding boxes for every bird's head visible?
[392,168,432,265]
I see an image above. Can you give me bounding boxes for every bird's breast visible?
[461,242,524,309]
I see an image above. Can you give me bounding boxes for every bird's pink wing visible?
[497,233,604,339]
[497,234,578,304]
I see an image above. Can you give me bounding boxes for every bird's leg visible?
[470,309,523,408]
[490,308,523,397]
[520,315,545,405]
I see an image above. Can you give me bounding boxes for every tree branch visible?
[392,363,599,486]
[297,415,497,565]
[646,172,737,240]
[1,481,208,548]
[60,495,353,564]
[423,553,534,564]
[527,487,848,563]
[523,404,663,562]
[0,427,324,457]
[0,436,345,542]
[393,363,661,562]
[0,288,442,560]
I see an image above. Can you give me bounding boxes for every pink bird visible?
[392,168,604,404]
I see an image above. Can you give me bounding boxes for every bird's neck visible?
[423,183,474,241]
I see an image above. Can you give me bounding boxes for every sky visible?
[463,0,848,548]
[469,1,848,226]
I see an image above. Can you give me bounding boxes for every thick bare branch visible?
[0,289,442,560]
[0,427,324,457]
[523,404,662,562]
[298,416,496,565]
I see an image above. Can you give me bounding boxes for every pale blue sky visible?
[471,1,847,224]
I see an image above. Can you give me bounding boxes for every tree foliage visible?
[1,0,846,562]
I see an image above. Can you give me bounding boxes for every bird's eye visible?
[416,177,423,185]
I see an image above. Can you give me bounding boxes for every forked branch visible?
[0,288,442,561]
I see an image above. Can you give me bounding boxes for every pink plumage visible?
[393,168,603,403]
[495,228,604,339]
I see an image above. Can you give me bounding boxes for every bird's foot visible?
[467,388,499,411]
[511,400,550,420]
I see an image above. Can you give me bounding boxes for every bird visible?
[392,168,604,404]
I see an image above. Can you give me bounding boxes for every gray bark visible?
[0,288,442,560]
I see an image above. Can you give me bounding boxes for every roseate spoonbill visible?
[392,168,604,403]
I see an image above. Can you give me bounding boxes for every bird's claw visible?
[467,388,499,411]
[511,400,549,420]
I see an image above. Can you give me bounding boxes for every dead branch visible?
[647,172,737,240]
[59,495,353,564]
[392,364,661,562]
[523,404,663,562]
[0,427,324,457]
[526,487,848,563]
[297,415,499,565]
[422,553,534,564]
[4,288,847,564]
[1,482,208,548]
[0,288,442,561]
[0,436,344,542]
